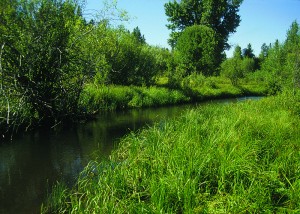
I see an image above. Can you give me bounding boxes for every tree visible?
[259,43,270,59]
[242,43,260,71]
[241,57,255,74]
[283,21,300,89]
[242,43,255,58]
[258,43,271,68]
[132,26,146,44]
[175,25,219,76]
[164,0,243,65]
[106,28,158,86]
[221,45,243,85]
[233,45,242,59]
[0,0,87,125]
[258,22,300,94]
[260,40,286,94]
[285,21,300,52]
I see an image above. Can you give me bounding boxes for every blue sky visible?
[85,0,300,57]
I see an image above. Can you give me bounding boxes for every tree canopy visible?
[175,25,218,75]
[164,0,243,54]
[132,26,146,44]
[243,43,255,58]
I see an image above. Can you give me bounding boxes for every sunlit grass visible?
[1,75,267,135]
[79,84,190,113]
[43,91,300,213]
[186,75,267,99]
[79,76,267,115]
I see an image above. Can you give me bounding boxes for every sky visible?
[84,0,300,57]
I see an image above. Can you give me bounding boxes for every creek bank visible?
[1,83,267,141]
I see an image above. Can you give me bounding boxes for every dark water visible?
[0,97,261,214]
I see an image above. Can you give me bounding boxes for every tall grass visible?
[43,91,300,213]
[79,84,190,113]
[180,75,267,100]
[79,76,267,115]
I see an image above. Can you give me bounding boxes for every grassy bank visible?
[79,76,267,114]
[79,84,190,113]
[179,75,267,100]
[1,76,267,138]
[43,91,300,213]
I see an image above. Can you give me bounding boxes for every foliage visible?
[242,43,255,58]
[0,0,173,133]
[132,26,146,44]
[259,21,300,94]
[175,25,219,76]
[283,21,300,90]
[241,57,256,74]
[0,0,86,126]
[259,43,271,61]
[164,0,243,67]
[104,28,160,86]
[43,92,300,213]
[221,46,243,85]
[222,44,259,86]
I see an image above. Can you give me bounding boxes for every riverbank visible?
[79,76,266,113]
[42,91,300,213]
[1,76,267,139]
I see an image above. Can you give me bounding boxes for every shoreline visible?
[1,81,267,141]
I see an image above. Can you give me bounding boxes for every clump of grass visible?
[43,91,300,213]
[41,182,69,214]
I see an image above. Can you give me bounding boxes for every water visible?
[0,97,261,214]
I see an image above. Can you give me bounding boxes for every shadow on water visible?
[0,96,262,214]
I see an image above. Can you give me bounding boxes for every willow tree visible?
[0,0,87,126]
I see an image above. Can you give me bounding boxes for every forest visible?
[1,0,300,212]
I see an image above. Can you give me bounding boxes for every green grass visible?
[79,76,267,114]
[79,84,190,113]
[42,91,300,213]
[182,75,267,100]
[1,75,267,136]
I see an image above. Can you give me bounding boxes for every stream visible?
[0,97,261,214]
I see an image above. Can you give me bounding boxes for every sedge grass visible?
[43,91,300,213]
